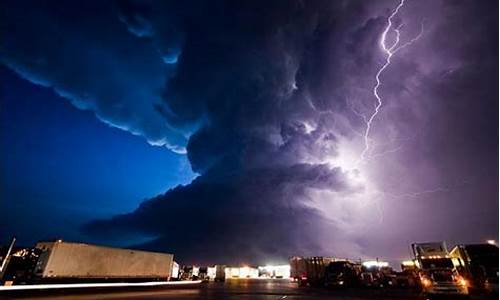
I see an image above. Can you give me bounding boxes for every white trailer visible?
[33,241,174,282]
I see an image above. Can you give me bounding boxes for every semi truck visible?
[31,240,174,283]
[450,243,499,294]
[289,256,335,287]
[412,242,468,296]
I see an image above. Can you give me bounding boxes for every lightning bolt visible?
[384,187,449,199]
[359,0,423,161]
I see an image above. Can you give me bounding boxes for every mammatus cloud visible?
[2,0,497,263]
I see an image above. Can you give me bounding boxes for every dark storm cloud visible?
[1,0,190,152]
[85,0,498,262]
[81,0,370,262]
[3,0,497,263]
[84,163,357,263]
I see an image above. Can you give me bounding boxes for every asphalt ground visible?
[0,279,496,300]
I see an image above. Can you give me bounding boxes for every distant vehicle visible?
[198,266,209,282]
[359,271,375,287]
[324,261,361,287]
[1,247,42,285]
[32,240,175,283]
[214,265,226,282]
[180,266,194,281]
[359,261,394,288]
[398,260,419,288]
[450,243,499,294]
[412,242,468,296]
[289,256,335,287]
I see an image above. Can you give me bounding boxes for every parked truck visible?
[360,261,395,288]
[289,256,335,287]
[398,260,419,288]
[31,240,174,283]
[412,242,468,297]
[1,247,43,285]
[450,243,499,294]
[324,260,361,287]
[214,265,226,282]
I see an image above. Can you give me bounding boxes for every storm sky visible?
[1,0,498,265]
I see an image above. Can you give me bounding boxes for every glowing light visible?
[421,255,446,259]
[456,275,467,287]
[207,267,216,278]
[192,266,200,277]
[362,260,389,268]
[401,260,415,267]
[225,266,259,279]
[326,138,367,186]
[486,240,496,245]
[360,0,424,160]
[302,121,316,134]
[421,277,432,287]
[258,265,291,278]
[240,266,250,278]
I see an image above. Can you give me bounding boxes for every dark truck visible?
[1,247,42,285]
[324,260,361,287]
[450,243,499,294]
[214,265,226,282]
[359,261,396,288]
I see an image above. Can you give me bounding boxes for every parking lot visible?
[1,279,496,300]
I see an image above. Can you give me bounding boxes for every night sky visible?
[1,0,498,265]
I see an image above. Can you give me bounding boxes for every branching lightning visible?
[320,1,447,224]
[359,0,423,161]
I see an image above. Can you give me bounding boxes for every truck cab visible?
[450,243,499,294]
[418,257,468,295]
[412,242,469,296]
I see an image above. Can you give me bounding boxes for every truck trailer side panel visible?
[35,242,173,280]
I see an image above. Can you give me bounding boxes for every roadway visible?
[0,279,496,300]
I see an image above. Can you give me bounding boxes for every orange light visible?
[455,275,467,286]
[421,278,432,287]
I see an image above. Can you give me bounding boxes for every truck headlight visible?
[455,275,467,287]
